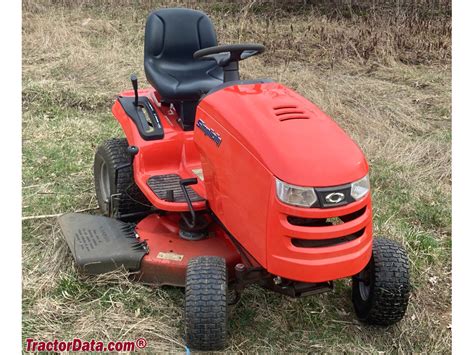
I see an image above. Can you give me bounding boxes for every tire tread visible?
[94,138,150,216]
[185,256,227,350]
[354,237,410,325]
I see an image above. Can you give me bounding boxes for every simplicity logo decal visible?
[197,119,222,147]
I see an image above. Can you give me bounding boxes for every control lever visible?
[130,74,139,107]
[179,178,198,228]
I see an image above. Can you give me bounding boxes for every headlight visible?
[350,174,370,200]
[275,178,318,208]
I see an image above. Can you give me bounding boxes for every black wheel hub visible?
[357,268,371,301]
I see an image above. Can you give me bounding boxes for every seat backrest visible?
[144,8,218,63]
[144,8,222,130]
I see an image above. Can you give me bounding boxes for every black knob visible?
[127,145,139,155]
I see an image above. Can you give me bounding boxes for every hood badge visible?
[197,119,222,147]
[325,192,345,204]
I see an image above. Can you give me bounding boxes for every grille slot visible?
[274,109,305,116]
[287,216,332,227]
[273,105,309,121]
[273,105,297,110]
[287,207,366,227]
[291,228,365,248]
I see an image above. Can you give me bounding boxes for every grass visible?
[22,0,451,352]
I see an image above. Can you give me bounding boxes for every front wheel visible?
[184,256,228,351]
[352,237,410,325]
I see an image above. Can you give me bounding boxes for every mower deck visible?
[59,212,242,287]
[134,214,241,286]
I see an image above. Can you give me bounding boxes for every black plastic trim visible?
[118,96,164,140]
[313,184,355,208]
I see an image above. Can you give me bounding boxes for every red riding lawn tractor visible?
[59,8,410,351]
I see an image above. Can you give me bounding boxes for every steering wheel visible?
[193,43,265,67]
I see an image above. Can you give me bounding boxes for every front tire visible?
[93,138,151,218]
[352,237,410,325]
[185,256,228,351]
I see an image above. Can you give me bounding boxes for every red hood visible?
[199,82,368,187]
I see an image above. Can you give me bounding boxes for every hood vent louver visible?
[273,105,310,121]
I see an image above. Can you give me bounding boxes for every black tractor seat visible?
[148,61,222,101]
[144,8,223,130]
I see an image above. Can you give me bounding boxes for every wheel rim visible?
[358,268,371,301]
[99,159,111,202]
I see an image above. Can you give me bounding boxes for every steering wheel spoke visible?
[194,43,264,65]
[200,52,232,66]
[240,49,259,59]
[194,43,265,82]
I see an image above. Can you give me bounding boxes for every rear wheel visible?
[185,256,228,351]
[352,237,410,325]
[94,138,151,218]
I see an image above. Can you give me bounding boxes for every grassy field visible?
[22,0,451,352]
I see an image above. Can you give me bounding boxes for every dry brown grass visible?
[22,1,451,352]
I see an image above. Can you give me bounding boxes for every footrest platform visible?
[147,174,204,202]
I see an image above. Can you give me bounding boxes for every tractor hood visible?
[199,82,368,187]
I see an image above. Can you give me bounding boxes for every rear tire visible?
[93,138,151,217]
[185,256,228,351]
[352,237,410,325]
